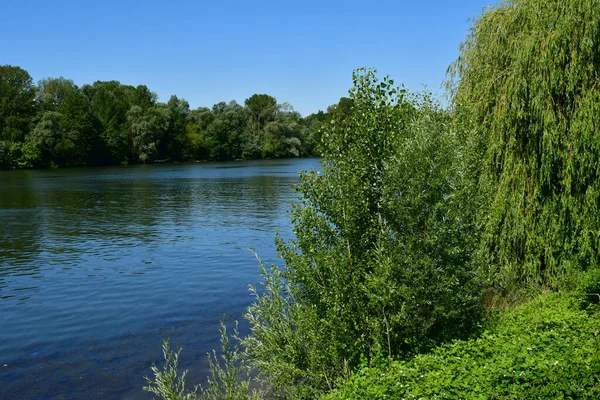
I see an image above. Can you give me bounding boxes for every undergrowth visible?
[325,289,600,399]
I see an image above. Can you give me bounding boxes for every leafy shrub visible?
[326,292,600,399]
[243,69,484,398]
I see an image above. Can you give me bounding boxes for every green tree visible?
[132,84,158,110]
[219,100,251,160]
[127,104,170,163]
[89,80,146,164]
[33,77,98,166]
[301,110,328,156]
[245,70,483,397]
[0,65,37,168]
[163,95,191,161]
[89,81,129,163]
[244,94,277,138]
[184,107,214,160]
[0,65,36,143]
[261,103,303,158]
[29,111,73,167]
[449,0,600,292]
[206,101,252,160]
[0,140,39,169]
[37,77,76,112]
[327,97,354,117]
[0,66,321,169]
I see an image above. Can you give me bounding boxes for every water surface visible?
[0,158,320,399]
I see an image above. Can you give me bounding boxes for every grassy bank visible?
[326,290,600,399]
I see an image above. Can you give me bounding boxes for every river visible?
[0,158,320,399]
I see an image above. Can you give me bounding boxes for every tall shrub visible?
[244,69,483,398]
[449,0,600,291]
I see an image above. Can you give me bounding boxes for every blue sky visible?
[1,0,494,116]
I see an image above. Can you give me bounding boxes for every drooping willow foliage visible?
[449,0,600,291]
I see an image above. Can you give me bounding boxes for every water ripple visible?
[0,158,320,399]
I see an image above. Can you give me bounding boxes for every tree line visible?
[0,66,347,169]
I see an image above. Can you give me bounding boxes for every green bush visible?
[243,69,484,398]
[326,291,600,399]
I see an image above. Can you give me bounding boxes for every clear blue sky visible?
[1,0,494,117]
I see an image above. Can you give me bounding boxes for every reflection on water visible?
[0,158,320,399]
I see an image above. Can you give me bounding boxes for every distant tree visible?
[301,110,329,156]
[327,97,354,116]
[29,111,74,167]
[184,107,214,160]
[262,103,303,158]
[132,85,158,110]
[0,65,36,143]
[302,110,327,127]
[127,104,170,163]
[0,66,318,169]
[220,100,251,160]
[89,81,141,164]
[211,101,227,116]
[205,100,252,160]
[206,118,229,160]
[245,94,277,137]
[37,77,76,112]
[163,95,191,160]
[33,77,98,166]
[337,97,354,115]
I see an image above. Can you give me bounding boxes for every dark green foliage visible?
[89,80,138,164]
[0,66,318,169]
[32,77,97,167]
[209,100,252,160]
[29,111,76,167]
[0,65,36,143]
[327,97,354,117]
[449,0,600,291]
[0,65,37,168]
[299,109,328,155]
[244,69,483,397]
[163,95,191,161]
[0,141,39,169]
[127,104,170,163]
[261,104,303,158]
[245,94,277,137]
[326,291,600,399]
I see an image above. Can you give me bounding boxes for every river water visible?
[0,158,320,399]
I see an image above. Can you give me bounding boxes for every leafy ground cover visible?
[326,290,600,399]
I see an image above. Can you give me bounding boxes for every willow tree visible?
[449,0,600,291]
